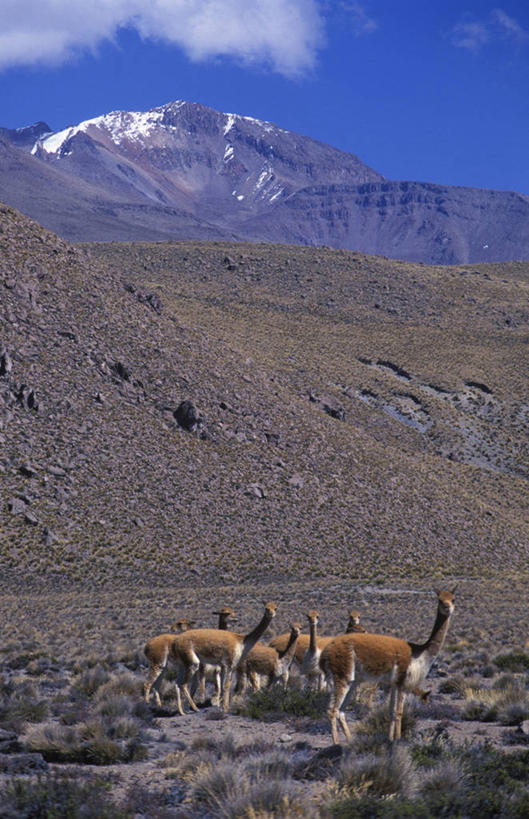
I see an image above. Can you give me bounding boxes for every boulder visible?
[174,399,203,432]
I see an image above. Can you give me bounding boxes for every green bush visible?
[2,774,128,818]
[235,686,326,720]
[329,796,431,818]
[325,744,529,818]
[0,680,48,724]
[493,651,529,673]
[72,665,112,698]
[24,720,147,765]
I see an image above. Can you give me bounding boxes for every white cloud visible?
[452,8,528,53]
[0,0,324,77]
[321,1,377,36]
[451,21,489,52]
[492,8,529,43]
[336,2,377,35]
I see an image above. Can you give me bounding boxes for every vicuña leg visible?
[394,689,406,741]
[180,657,200,713]
[144,664,165,707]
[221,667,234,711]
[327,678,353,744]
[388,685,407,742]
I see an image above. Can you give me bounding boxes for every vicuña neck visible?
[279,630,299,661]
[411,604,452,660]
[309,619,317,653]
[242,611,272,655]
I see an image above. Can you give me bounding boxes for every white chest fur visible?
[405,653,432,690]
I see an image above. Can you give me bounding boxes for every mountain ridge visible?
[1,99,529,263]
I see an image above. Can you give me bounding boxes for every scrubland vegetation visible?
[1,581,529,816]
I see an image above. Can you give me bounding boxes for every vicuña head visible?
[346,608,366,634]
[212,607,238,628]
[169,617,195,633]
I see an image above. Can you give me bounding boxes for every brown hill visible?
[1,203,528,590]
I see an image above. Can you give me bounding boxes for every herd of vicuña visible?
[143,588,456,744]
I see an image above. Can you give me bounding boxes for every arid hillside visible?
[1,202,528,590]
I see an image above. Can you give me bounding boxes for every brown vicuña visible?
[319,588,456,744]
[236,622,301,694]
[143,616,194,708]
[144,607,235,708]
[194,607,237,706]
[170,601,277,713]
[269,606,366,687]
[341,610,429,706]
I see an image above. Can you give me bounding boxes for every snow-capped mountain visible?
[28,100,381,220]
[2,99,529,263]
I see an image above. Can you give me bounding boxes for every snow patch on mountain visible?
[33,108,170,156]
[33,101,281,160]
[223,114,237,137]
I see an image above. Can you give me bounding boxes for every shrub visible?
[72,666,111,698]
[107,717,140,740]
[328,795,430,818]
[411,727,452,768]
[438,674,468,695]
[419,757,467,800]
[95,673,142,701]
[493,651,529,673]
[242,749,294,781]
[95,694,134,719]
[235,686,327,720]
[190,732,274,760]
[190,759,312,818]
[24,719,147,765]
[2,774,127,819]
[335,745,418,801]
[461,681,529,724]
[352,703,417,754]
[0,680,48,724]
[326,744,529,818]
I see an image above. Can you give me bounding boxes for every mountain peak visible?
[0,121,52,150]
[2,100,529,263]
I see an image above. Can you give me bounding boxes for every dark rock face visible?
[242,180,529,265]
[0,346,12,376]
[0,122,51,149]
[15,385,39,410]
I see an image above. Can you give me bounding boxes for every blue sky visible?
[1,1,528,194]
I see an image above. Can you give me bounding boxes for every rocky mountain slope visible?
[2,100,529,263]
[1,203,528,590]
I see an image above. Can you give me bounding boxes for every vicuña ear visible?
[451,582,458,593]
[433,587,441,596]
